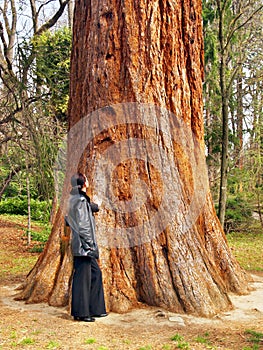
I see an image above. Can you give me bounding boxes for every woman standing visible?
[66,173,107,322]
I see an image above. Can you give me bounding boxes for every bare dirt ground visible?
[0,218,262,350]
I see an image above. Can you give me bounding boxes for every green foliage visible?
[0,165,25,198]
[10,331,17,339]
[32,27,71,120]
[46,340,60,349]
[176,343,189,349]
[1,26,70,205]
[195,334,210,344]
[245,330,263,345]
[84,338,96,344]
[202,1,217,28]
[224,195,252,233]
[171,334,184,342]
[19,337,35,345]
[162,345,171,350]
[171,334,189,349]
[27,225,50,253]
[203,0,263,232]
[32,133,58,200]
[0,197,51,222]
[30,226,50,242]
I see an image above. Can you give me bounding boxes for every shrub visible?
[224,196,253,233]
[0,197,51,222]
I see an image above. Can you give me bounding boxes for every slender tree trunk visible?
[218,49,229,227]
[68,0,74,29]
[236,74,243,162]
[256,192,263,229]
[217,1,229,228]
[236,73,244,192]
[26,175,31,246]
[204,80,215,187]
[254,83,263,229]
[16,0,249,317]
[218,96,229,227]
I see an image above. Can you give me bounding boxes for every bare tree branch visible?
[8,0,17,61]
[35,0,70,36]
[224,5,263,52]
[30,0,38,33]
[0,21,13,71]
[0,164,32,199]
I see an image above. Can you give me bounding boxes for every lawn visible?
[227,230,263,272]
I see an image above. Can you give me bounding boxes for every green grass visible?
[195,335,210,344]
[0,251,38,279]
[0,213,50,232]
[84,338,96,344]
[245,329,263,344]
[0,214,50,279]
[171,334,189,349]
[20,337,35,345]
[227,231,263,271]
[177,342,189,349]
[162,345,172,350]
[171,334,184,342]
[0,213,45,226]
[46,340,60,349]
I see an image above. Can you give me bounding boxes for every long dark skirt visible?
[71,256,106,318]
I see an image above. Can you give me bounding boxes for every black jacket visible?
[67,190,99,259]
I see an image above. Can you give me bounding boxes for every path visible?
[0,217,262,349]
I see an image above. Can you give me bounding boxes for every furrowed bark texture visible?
[16,0,249,317]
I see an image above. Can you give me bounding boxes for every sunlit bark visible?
[16,0,249,317]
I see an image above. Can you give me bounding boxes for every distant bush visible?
[0,197,51,222]
[30,229,50,242]
[224,196,253,233]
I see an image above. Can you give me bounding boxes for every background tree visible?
[203,0,222,190]
[203,0,263,229]
[0,1,71,214]
[244,34,263,229]
[16,0,249,317]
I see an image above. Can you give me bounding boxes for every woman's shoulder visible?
[69,193,86,206]
[80,191,91,203]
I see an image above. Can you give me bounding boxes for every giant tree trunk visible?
[16,0,249,317]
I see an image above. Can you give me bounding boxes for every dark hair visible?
[70,173,86,189]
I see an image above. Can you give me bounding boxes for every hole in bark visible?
[102,10,114,24]
[162,246,168,260]
[98,135,112,145]
[106,53,114,60]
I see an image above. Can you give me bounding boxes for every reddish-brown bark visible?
[16,0,249,317]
